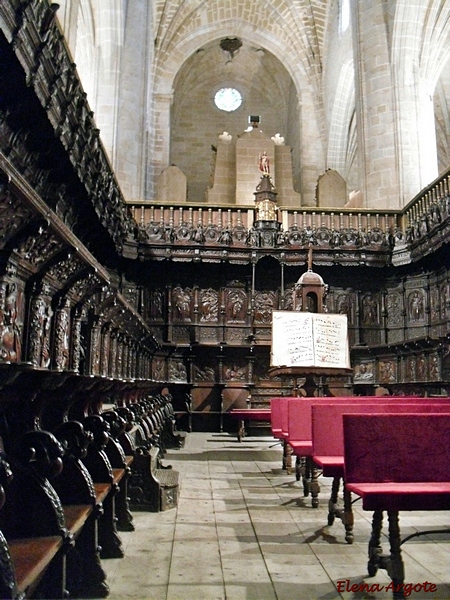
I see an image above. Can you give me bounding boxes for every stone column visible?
[351,0,400,209]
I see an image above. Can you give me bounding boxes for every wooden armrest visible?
[9,536,62,596]
[94,483,111,504]
[63,505,93,537]
[112,468,125,485]
[125,455,134,467]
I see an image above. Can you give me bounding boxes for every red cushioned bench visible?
[343,414,450,597]
[270,398,291,472]
[229,408,271,442]
[312,401,450,543]
[285,396,450,507]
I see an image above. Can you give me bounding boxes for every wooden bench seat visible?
[129,446,180,512]
[312,401,450,543]
[63,505,92,538]
[229,408,271,442]
[343,413,450,595]
[9,536,63,599]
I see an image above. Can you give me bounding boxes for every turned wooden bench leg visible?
[367,509,405,598]
[368,509,384,577]
[342,484,354,544]
[388,511,406,599]
[282,440,292,474]
[310,462,320,508]
[327,477,340,525]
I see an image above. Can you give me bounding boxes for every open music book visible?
[270,310,350,369]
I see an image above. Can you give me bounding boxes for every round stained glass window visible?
[214,87,242,112]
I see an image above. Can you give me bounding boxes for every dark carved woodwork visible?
[0,455,17,600]
[81,415,124,559]
[52,420,109,598]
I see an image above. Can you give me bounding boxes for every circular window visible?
[214,87,242,112]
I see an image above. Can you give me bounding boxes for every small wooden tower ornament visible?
[293,246,328,313]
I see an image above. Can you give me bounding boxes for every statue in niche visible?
[362,294,377,325]
[408,291,424,321]
[200,290,218,322]
[173,286,191,321]
[228,290,246,321]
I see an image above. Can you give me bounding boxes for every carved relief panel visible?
[199,288,219,323]
[192,362,216,383]
[406,290,425,323]
[378,359,397,384]
[152,357,166,382]
[254,291,277,324]
[225,287,247,323]
[0,277,24,363]
[223,362,247,383]
[53,299,70,371]
[168,358,188,383]
[28,284,53,368]
[172,286,193,322]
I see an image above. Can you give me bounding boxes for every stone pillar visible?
[149,93,173,199]
[274,144,301,207]
[351,0,400,209]
[206,134,236,204]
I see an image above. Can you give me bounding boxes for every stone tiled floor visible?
[101,433,450,599]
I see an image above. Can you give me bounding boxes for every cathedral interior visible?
[0,0,449,597]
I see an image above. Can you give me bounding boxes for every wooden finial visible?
[308,245,313,270]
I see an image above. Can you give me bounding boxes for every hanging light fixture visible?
[219,37,242,62]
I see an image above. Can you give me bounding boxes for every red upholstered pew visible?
[278,396,450,507]
[270,398,291,471]
[229,408,271,442]
[312,401,450,543]
[343,414,450,596]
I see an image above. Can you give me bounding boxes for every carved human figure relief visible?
[173,286,192,321]
[362,294,378,325]
[227,289,246,322]
[408,290,424,321]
